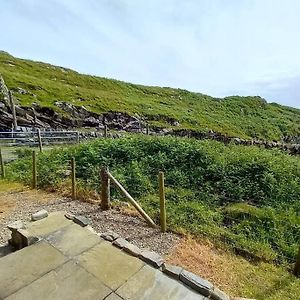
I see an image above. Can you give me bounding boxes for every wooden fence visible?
[8,153,167,232]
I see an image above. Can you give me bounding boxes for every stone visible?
[179,270,213,297]
[5,261,111,300]
[27,212,72,237]
[64,212,75,220]
[0,241,67,299]
[45,224,101,257]
[31,209,48,221]
[112,238,141,257]
[7,220,25,231]
[162,263,183,279]
[77,242,144,290]
[112,237,130,249]
[9,228,39,249]
[210,287,230,300]
[139,250,164,268]
[116,265,203,300]
[123,243,142,257]
[100,231,119,242]
[0,243,14,258]
[73,215,91,227]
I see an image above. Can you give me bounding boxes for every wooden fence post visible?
[32,150,37,189]
[101,167,110,210]
[71,157,76,200]
[0,148,5,179]
[37,128,43,152]
[294,246,300,277]
[159,171,167,232]
[104,125,108,138]
[107,171,156,228]
[9,91,17,131]
[146,124,149,135]
[76,131,80,143]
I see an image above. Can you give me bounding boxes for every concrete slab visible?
[5,261,112,300]
[116,265,203,300]
[27,212,72,237]
[45,223,102,257]
[0,241,67,299]
[77,241,144,290]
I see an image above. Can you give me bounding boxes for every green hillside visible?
[0,51,299,140]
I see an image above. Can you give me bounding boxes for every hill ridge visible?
[0,51,299,141]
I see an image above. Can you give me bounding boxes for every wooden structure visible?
[100,167,156,228]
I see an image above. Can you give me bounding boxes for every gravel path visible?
[0,188,180,255]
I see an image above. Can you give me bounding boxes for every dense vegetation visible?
[1,51,300,140]
[7,136,300,265]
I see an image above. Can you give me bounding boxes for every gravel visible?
[0,190,180,255]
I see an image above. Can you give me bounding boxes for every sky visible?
[1,0,300,108]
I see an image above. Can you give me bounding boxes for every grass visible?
[167,237,300,300]
[0,180,24,192]
[1,50,300,140]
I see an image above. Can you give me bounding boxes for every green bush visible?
[6,135,300,263]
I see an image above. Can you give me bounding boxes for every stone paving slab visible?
[5,261,112,300]
[105,293,124,300]
[77,241,145,291]
[0,241,67,299]
[45,223,102,257]
[116,265,203,300]
[27,212,72,237]
[1,211,231,300]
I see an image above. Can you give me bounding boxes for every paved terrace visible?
[0,212,229,300]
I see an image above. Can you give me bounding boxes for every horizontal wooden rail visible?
[107,171,156,228]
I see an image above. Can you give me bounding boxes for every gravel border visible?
[0,190,180,255]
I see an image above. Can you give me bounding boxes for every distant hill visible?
[0,51,299,141]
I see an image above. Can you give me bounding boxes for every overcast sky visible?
[1,0,300,108]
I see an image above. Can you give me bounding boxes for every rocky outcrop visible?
[0,76,299,155]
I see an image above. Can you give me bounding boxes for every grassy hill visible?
[0,50,300,140]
